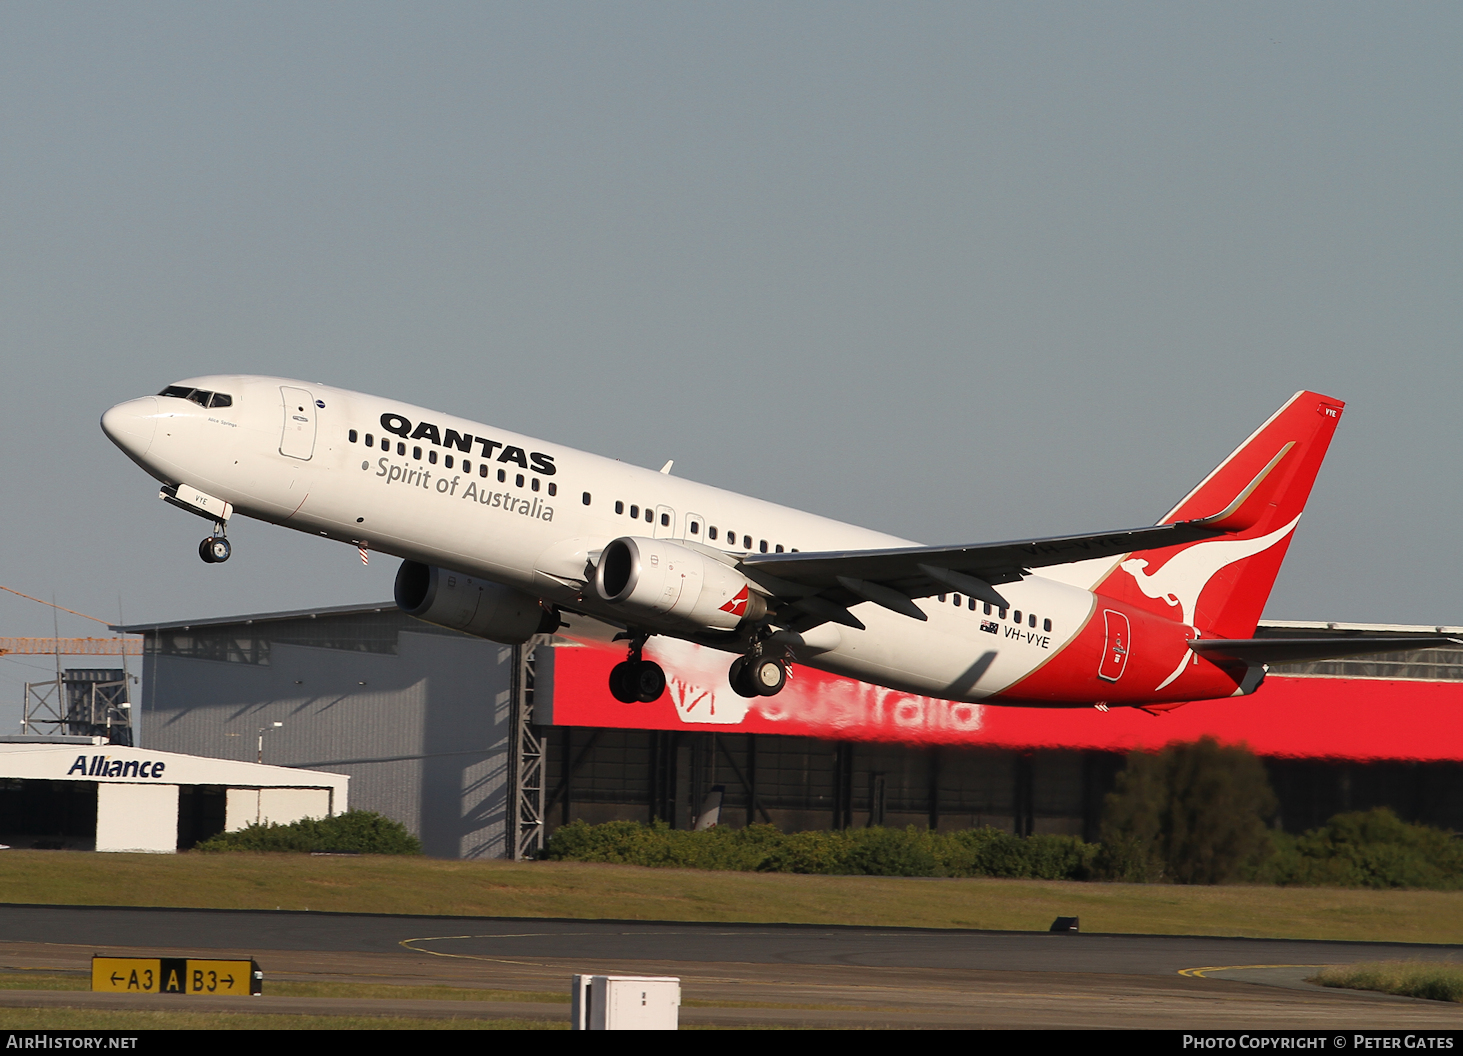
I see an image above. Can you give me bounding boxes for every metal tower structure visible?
[509,638,546,860]
[23,668,135,743]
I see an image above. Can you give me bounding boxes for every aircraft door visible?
[653,505,676,539]
[683,512,706,543]
[279,386,317,460]
[1098,610,1131,682]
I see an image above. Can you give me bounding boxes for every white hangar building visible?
[0,736,347,853]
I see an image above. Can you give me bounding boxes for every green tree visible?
[1099,736,1277,884]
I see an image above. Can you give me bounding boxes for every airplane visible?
[100,378,1456,710]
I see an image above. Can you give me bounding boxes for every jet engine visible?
[592,536,766,632]
[395,561,559,645]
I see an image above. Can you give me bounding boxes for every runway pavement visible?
[2,904,1462,1028]
[4,903,1461,973]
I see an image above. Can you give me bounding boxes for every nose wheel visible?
[199,528,231,564]
[729,655,787,698]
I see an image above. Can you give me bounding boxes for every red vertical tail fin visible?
[1093,391,1344,639]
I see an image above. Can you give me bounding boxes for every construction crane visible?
[0,638,142,656]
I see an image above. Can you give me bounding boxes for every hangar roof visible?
[1259,620,1463,636]
[111,602,396,634]
[0,741,348,791]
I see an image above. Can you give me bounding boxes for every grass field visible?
[0,973,568,1030]
[2,849,1463,943]
[1313,962,1463,1002]
[0,973,572,1003]
[0,1008,566,1030]
[0,974,812,1029]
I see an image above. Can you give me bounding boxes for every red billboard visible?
[540,639,1463,762]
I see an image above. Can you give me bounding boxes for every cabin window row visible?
[612,501,670,528]
[697,523,797,552]
[937,594,1052,632]
[348,431,556,495]
[609,502,797,553]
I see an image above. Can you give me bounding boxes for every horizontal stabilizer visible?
[1189,636,1462,666]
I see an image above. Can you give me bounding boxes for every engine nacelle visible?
[395,561,559,645]
[592,536,766,632]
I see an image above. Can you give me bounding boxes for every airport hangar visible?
[0,738,347,854]
[70,602,1463,859]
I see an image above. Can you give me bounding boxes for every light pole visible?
[257,721,283,763]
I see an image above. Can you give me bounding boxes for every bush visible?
[1270,808,1463,889]
[546,820,1095,879]
[844,826,941,876]
[939,828,1097,880]
[546,801,1463,890]
[195,810,423,855]
[758,827,942,876]
[544,819,777,870]
[1098,737,1277,884]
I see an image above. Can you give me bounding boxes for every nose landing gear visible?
[608,635,666,703]
[198,523,231,564]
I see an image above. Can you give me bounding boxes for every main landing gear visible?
[198,523,231,564]
[728,653,787,698]
[609,636,666,704]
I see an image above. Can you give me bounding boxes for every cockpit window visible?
[158,385,232,408]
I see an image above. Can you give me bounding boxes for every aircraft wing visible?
[738,519,1231,630]
[1189,637,1463,666]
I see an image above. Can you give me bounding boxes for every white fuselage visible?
[103,375,1103,702]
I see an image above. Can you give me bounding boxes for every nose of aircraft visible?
[100,397,159,460]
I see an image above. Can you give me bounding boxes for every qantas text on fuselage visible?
[101,377,1457,711]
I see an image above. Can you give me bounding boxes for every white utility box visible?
[571,974,680,1030]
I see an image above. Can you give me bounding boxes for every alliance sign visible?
[67,754,168,779]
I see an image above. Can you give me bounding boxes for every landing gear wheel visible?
[609,659,667,703]
[631,660,666,703]
[199,536,231,563]
[608,661,640,704]
[728,656,758,698]
[749,657,787,697]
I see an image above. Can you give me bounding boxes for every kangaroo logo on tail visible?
[1119,515,1301,627]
